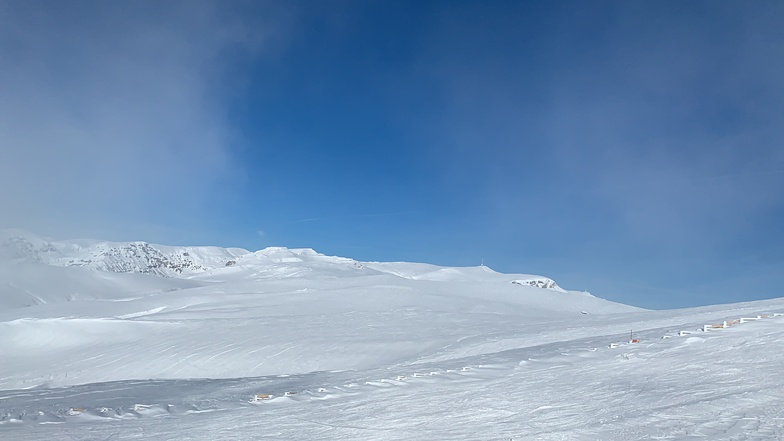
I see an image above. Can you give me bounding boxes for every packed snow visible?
[1,230,782,440]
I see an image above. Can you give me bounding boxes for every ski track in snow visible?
[1,310,783,440]
[2,234,784,440]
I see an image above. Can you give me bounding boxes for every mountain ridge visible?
[0,229,568,293]
[0,229,628,322]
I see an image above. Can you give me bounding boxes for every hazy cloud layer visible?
[426,2,784,246]
[0,1,271,240]
[409,2,784,306]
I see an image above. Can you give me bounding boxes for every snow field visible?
[0,268,637,392]
[2,233,783,440]
[2,304,783,440]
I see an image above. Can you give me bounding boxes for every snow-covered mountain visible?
[0,229,61,262]
[2,229,782,440]
[0,229,249,277]
[0,229,591,310]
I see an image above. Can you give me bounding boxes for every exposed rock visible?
[511,277,567,293]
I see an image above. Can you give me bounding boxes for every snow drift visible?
[2,229,781,440]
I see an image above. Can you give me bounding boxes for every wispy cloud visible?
[403,2,784,305]
[291,217,323,224]
[284,211,418,225]
[0,1,279,241]
[427,2,784,244]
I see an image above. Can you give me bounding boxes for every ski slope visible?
[1,231,782,440]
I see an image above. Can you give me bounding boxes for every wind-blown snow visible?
[1,230,782,440]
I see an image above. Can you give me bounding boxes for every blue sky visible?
[1,1,783,309]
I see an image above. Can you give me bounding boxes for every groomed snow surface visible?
[1,232,783,440]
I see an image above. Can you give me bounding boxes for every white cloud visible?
[0,1,276,240]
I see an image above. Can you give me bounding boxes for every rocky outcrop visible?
[511,277,567,293]
[63,242,206,277]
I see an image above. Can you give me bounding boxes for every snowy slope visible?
[0,259,205,311]
[1,230,782,440]
[1,229,249,277]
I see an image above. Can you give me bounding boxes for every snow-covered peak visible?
[511,277,567,293]
[0,228,62,262]
[363,262,569,294]
[253,246,322,262]
[0,230,573,297]
[0,230,249,277]
[56,241,248,277]
[362,261,500,281]
[215,246,369,280]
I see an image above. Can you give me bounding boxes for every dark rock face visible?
[65,242,205,277]
[511,278,565,292]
